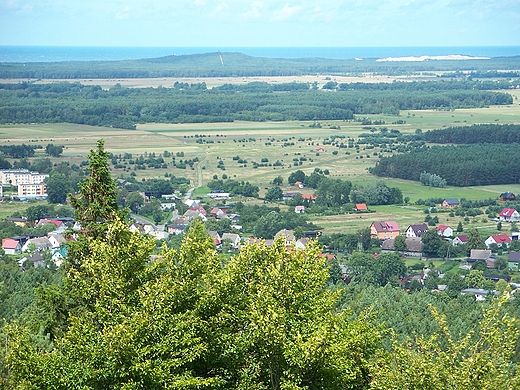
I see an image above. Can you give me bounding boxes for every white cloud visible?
[214,2,229,13]
[193,0,206,6]
[271,4,302,20]
[241,1,263,19]
[116,5,130,20]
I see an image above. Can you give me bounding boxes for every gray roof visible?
[470,249,492,260]
[508,251,520,263]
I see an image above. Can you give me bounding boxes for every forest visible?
[371,143,520,186]
[1,141,519,389]
[1,51,520,78]
[0,81,512,129]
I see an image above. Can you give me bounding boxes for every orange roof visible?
[301,194,317,201]
[355,203,368,211]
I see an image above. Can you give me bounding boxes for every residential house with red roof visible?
[452,235,467,246]
[485,234,511,248]
[436,225,454,237]
[354,204,368,212]
[301,194,317,202]
[370,221,400,240]
[2,238,21,255]
[499,208,520,222]
[440,198,460,208]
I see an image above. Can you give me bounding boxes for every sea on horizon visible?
[0,45,519,63]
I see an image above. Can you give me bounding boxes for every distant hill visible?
[1,52,519,79]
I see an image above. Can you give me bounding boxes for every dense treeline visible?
[1,51,520,78]
[371,143,520,186]
[0,81,512,129]
[424,123,520,144]
[339,79,520,91]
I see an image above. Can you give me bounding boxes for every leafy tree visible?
[45,143,64,157]
[288,170,306,185]
[497,221,502,231]
[511,222,519,233]
[494,256,508,271]
[44,172,72,204]
[393,235,407,252]
[264,186,283,202]
[421,229,448,258]
[457,221,464,233]
[467,229,486,251]
[272,175,283,185]
[125,191,144,213]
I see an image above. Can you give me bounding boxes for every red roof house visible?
[499,208,520,222]
[485,234,511,248]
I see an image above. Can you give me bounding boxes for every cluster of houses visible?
[1,218,73,268]
[371,198,520,269]
[0,169,49,200]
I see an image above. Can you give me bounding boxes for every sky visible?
[1,0,520,47]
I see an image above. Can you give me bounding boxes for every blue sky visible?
[1,0,519,47]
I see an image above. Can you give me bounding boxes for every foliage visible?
[350,180,402,205]
[371,294,520,390]
[424,123,520,144]
[372,143,520,186]
[420,171,447,188]
[264,186,283,202]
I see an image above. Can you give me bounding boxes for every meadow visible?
[1,87,520,235]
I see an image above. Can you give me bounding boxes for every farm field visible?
[1,88,520,235]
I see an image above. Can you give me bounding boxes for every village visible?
[2,163,520,300]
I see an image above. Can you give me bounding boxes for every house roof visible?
[454,235,467,243]
[2,238,20,249]
[301,194,317,201]
[355,204,368,211]
[436,225,450,232]
[490,234,511,244]
[372,221,399,233]
[508,251,520,263]
[26,237,52,250]
[381,237,423,252]
[37,219,63,228]
[295,205,305,211]
[500,192,515,199]
[407,224,428,236]
[443,198,460,205]
[222,233,240,242]
[499,208,517,217]
[470,249,492,260]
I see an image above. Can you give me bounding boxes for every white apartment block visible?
[0,169,49,185]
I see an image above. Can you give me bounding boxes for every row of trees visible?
[0,81,512,129]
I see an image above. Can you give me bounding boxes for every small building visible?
[294,205,305,214]
[381,237,423,257]
[301,194,317,202]
[461,288,497,301]
[436,225,453,237]
[499,208,520,222]
[207,231,222,246]
[440,198,460,208]
[485,234,511,248]
[167,224,188,235]
[221,233,241,249]
[37,219,65,231]
[370,221,400,240]
[294,181,304,189]
[295,237,309,250]
[500,192,516,202]
[19,253,46,268]
[18,183,47,199]
[354,204,368,212]
[22,237,52,252]
[452,235,467,246]
[5,217,28,226]
[275,229,296,246]
[405,224,428,238]
[469,249,492,262]
[2,238,21,255]
[508,251,520,271]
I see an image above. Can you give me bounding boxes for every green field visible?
[2,98,520,235]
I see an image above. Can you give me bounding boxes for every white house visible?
[485,234,511,248]
[221,233,241,249]
[499,208,520,222]
[22,237,52,252]
[436,225,453,237]
[2,238,21,255]
[452,235,467,246]
[405,224,428,238]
